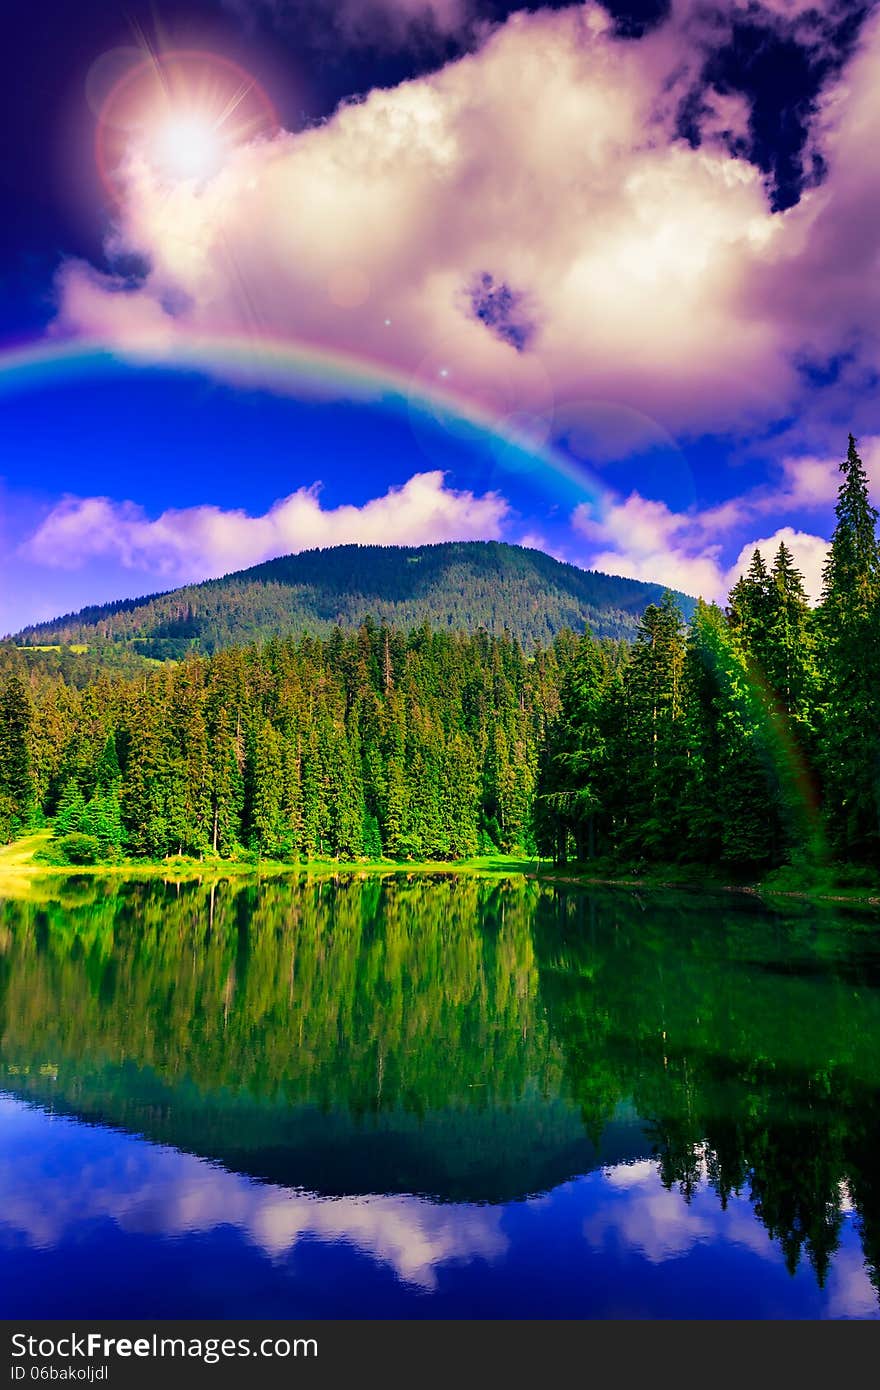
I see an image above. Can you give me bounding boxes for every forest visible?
[0,434,877,874]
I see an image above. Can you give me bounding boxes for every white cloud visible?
[726,526,831,602]
[22,471,510,583]
[753,436,880,517]
[589,1149,791,1267]
[40,1,880,607]
[567,432,880,602]
[573,491,728,599]
[0,1095,506,1290]
[55,2,804,442]
[55,0,880,456]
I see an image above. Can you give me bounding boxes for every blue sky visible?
[3,0,880,631]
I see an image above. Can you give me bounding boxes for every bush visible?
[53,832,102,865]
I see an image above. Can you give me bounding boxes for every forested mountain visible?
[10,541,695,656]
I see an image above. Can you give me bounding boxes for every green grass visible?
[0,832,545,894]
[16,644,89,653]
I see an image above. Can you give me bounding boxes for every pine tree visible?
[441,733,480,858]
[84,786,126,857]
[54,777,88,836]
[819,434,880,859]
[95,732,121,790]
[210,707,245,857]
[329,720,365,859]
[766,542,818,736]
[716,630,780,868]
[382,695,408,858]
[619,592,688,860]
[679,600,725,862]
[725,545,821,864]
[299,723,322,857]
[280,724,303,856]
[0,674,35,840]
[728,549,773,666]
[251,719,286,857]
[533,631,609,863]
[122,690,171,857]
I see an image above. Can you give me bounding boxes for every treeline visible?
[536,435,880,870]
[0,622,568,861]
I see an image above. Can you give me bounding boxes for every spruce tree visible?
[95,732,121,790]
[819,434,880,859]
[679,600,726,862]
[766,542,818,736]
[619,592,688,861]
[0,674,35,839]
[122,690,171,857]
[251,719,286,857]
[55,777,88,836]
[728,549,773,667]
[210,707,245,856]
[533,630,609,863]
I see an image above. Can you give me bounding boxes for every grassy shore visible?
[0,831,544,892]
[2,831,879,909]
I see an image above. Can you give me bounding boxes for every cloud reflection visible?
[0,1095,505,1290]
[0,1095,876,1316]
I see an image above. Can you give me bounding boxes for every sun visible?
[95,49,278,196]
[151,113,225,182]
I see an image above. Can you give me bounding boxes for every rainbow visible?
[0,332,609,512]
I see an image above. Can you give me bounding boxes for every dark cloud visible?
[468,273,534,352]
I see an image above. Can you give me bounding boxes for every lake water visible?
[0,873,878,1319]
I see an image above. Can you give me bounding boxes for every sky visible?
[3,0,880,632]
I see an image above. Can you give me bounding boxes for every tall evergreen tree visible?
[0,674,35,841]
[250,719,286,856]
[819,434,880,859]
[94,732,121,790]
[765,542,818,736]
[210,706,245,856]
[619,592,688,860]
[534,631,609,863]
[728,549,773,665]
[54,777,88,836]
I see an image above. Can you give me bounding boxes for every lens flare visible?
[95,49,278,198]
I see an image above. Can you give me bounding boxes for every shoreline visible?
[2,833,879,909]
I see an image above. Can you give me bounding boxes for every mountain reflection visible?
[1,873,879,1311]
[0,1096,506,1291]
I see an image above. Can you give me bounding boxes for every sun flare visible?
[151,113,225,181]
[95,48,277,195]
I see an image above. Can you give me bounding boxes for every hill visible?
[11,541,695,656]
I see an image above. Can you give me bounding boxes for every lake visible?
[0,873,878,1319]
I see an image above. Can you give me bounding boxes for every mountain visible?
[12,541,696,656]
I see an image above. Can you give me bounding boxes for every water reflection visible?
[0,1097,505,1290]
[1,1095,875,1318]
[1,874,879,1316]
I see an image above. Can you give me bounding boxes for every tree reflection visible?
[0,874,878,1297]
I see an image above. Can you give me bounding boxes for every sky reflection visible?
[1,1095,875,1319]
